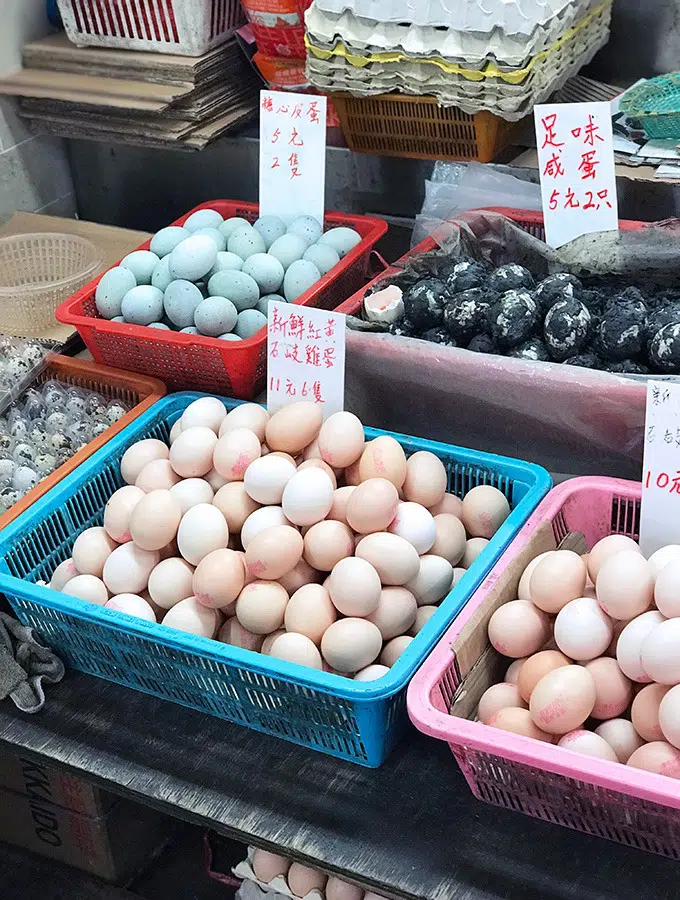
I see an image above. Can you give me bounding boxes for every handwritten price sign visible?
[640,380,680,556]
[267,300,345,417]
[534,101,618,248]
[259,90,327,226]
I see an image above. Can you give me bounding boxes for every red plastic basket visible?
[56,201,387,398]
[335,207,646,317]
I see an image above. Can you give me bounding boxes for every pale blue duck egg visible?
[194,297,238,337]
[287,215,323,247]
[219,217,251,240]
[194,227,227,252]
[253,215,287,250]
[120,250,160,285]
[149,322,171,330]
[184,208,224,232]
[242,253,284,295]
[235,310,268,340]
[169,235,218,281]
[181,327,200,334]
[208,251,243,279]
[268,233,308,270]
[121,285,164,325]
[283,260,322,302]
[218,333,243,341]
[207,270,259,312]
[303,243,340,276]
[95,266,137,318]
[150,226,190,258]
[255,293,286,316]
[228,227,266,260]
[151,255,174,292]
[318,227,361,258]
[163,280,204,329]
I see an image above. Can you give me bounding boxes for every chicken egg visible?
[177,503,229,565]
[303,520,354,571]
[244,455,296,505]
[219,403,270,441]
[50,558,80,591]
[102,543,159,595]
[343,458,362,486]
[653,560,680,617]
[321,618,382,673]
[345,478,399,534]
[287,864,327,897]
[404,554,454,605]
[529,665,596,735]
[516,651,571,703]
[162,596,218,638]
[516,551,555,601]
[554,596,613,661]
[596,551,653,620]
[213,428,261,481]
[210,482,258,533]
[658,685,680,749]
[647,544,680,579]
[326,877,364,900]
[477,682,527,724]
[136,458,183,492]
[595,719,644,763]
[487,600,551,657]
[627,742,680,778]
[265,402,323,454]
[640,618,680,684]
[251,849,290,883]
[407,605,438,636]
[583,657,632,719]
[461,485,510,539]
[428,493,463,518]
[529,550,587,614]
[129,489,182,552]
[180,397,226,433]
[354,665,389,682]
[245,524,303,580]
[193,548,245,609]
[269,632,323,670]
[241,506,289,548]
[505,658,528,684]
[106,593,156,622]
[205,468,227,491]
[169,427,218,478]
[587,534,641,582]
[366,586,417,640]
[358,436,407,488]
[355,533,420,586]
[328,557,381,616]
[170,478,214,515]
[631,683,670,741]
[616,610,664,682]
[121,439,169,485]
[326,486,355,526]
[104,485,145,543]
[147,557,195,609]
[62,574,109,605]
[557,730,618,762]
[402,451,447,507]
[282,468,334,526]
[261,629,286,654]
[317,411,364,468]
[461,537,489,568]
[380,635,413,667]
[218,617,263,652]
[296,458,337,488]
[429,514,466,565]
[284,583,336,645]
[236,581,289,633]
[387,502,436,554]
[72,527,117,578]
[277,557,321,594]
[487,707,552,742]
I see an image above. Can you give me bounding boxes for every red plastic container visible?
[56,201,387,398]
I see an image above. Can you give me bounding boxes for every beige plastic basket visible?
[0,233,102,338]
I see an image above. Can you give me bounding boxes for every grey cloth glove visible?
[0,612,64,713]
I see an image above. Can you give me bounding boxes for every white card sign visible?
[267,300,345,417]
[639,380,680,556]
[259,90,327,226]
[534,101,618,249]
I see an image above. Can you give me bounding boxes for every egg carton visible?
[305,0,601,69]
[312,0,593,33]
[233,849,325,900]
[306,2,611,118]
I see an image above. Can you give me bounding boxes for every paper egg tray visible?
[233,848,324,900]
[313,0,594,33]
[305,0,601,69]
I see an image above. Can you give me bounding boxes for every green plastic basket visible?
[620,73,680,140]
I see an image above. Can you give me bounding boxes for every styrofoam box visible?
[312,0,594,33]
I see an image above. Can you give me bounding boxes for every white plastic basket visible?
[56,0,246,56]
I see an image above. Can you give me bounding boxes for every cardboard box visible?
[0,784,172,883]
[0,749,115,816]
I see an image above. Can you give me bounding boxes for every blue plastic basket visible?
[0,393,551,766]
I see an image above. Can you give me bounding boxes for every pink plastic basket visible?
[408,476,680,859]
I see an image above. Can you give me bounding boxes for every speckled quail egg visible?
[194,227,227,252]
[0,433,12,452]
[5,358,30,381]
[207,270,259,311]
[121,286,164,325]
[67,421,92,444]
[46,411,68,432]
[28,425,49,450]
[184,209,224,232]
[194,297,238,337]
[318,227,361,258]
[242,254,284,294]
[8,418,28,440]
[34,453,56,476]
[65,396,87,418]
[0,487,21,508]
[303,243,340,276]
[12,466,39,493]
[90,419,110,438]
[268,234,308,270]
[163,280,203,329]
[227,227,266,260]
[12,442,34,464]
[95,266,137,319]
[50,432,72,452]
[235,309,268,339]
[22,344,44,366]
[149,226,190,258]
[253,216,287,250]
[151,256,174,292]
[287,215,323,247]
[283,259,321,302]
[256,293,286,316]
[168,235,218,281]
[0,458,15,484]
[208,251,243,278]
[105,402,127,423]
[120,250,160,285]
[219,217,251,239]
[42,383,64,409]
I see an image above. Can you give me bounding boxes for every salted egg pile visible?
[481,536,680,779]
[94,208,361,341]
[45,397,510,680]
[249,847,385,900]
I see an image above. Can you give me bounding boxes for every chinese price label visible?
[267,300,345,417]
[259,90,327,227]
[534,101,618,249]
[639,380,680,556]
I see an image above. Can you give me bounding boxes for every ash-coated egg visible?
[169,235,217,282]
[597,294,647,362]
[95,266,137,319]
[543,298,592,361]
[121,286,164,326]
[487,264,534,293]
[120,249,159,285]
[253,215,287,249]
[443,288,494,343]
[404,279,447,331]
[650,323,680,373]
[283,259,321,302]
[508,338,551,362]
[441,259,490,294]
[488,290,539,349]
[534,273,581,312]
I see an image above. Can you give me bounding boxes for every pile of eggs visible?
[0,380,128,512]
[249,848,385,900]
[480,536,680,779]
[0,338,47,390]
[95,208,362,341]
[45,396,511,680]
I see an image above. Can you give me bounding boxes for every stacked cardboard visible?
[0,33,261,150]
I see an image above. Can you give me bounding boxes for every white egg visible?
[387,501,436,554]
[120,250,160,285]
[169,235,218,281]
[180,397,227,433]
[177,504,229,566]
[405,555,454,605]
[244,454,296,504]
[162,596,218,638]
[282,468,334,526]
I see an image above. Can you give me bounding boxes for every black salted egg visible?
[488,290,539,349]
[534,274,581,312]
[421,327,454,345]
[597,294,647,362]
[487,264,534,293]
[647,303,680,347]
[543,298,592,362]
[650,324,680,373]
[403,279,448,331]
[563,352,601,370]
[508,339,551,362]
[441,259,490,294]
[443,288,494,343]
[467,334,496,354]
[606,360,650,375]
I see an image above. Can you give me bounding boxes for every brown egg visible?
[213,428,261,481]
[261,629,285,654]
[461,537,489,568]
[517,551,556,601]
[355,533,420,585]
[343,458,362,486]
[297,458,338,488]
[321,618,383,673]
[366,586,417,640]
[358,436,407,488]
[104,485,145,543]
[193,548,245,609]
[265,401,323,454]
[213,482,260,533]
[236,581,289,633]
[129,489,182,552]
[402,451,447,508]
[169,427,218,478]
[407,604,438,636]
[487,707,553,742]
[121,439,169,485]
[529,666,596,735]
[327,485,355,525]
[430,514,466,565]
[303,520,354,571]
[317,411,365,468]
[219,403,269,441]
[460,485,510,539]
[328,557,381,616]
[279,558,322,594]
[517,650,572,702]
[136,459,183,492]
[529,550,587,614]
[477,683,527,724]
[345,477,399,534]
[72,527,118,578]
[245,524,303,580]
[631,683,670,742]
[488,601,551,658]
[217,617,263,652]
[627,742,680,778]
[380,635,413,666]
[429,493,463,518]
[147,557,194,610]
[585,657,633,720]
[284,583,337,645]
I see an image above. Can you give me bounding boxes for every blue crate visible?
[0,393,551,766]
